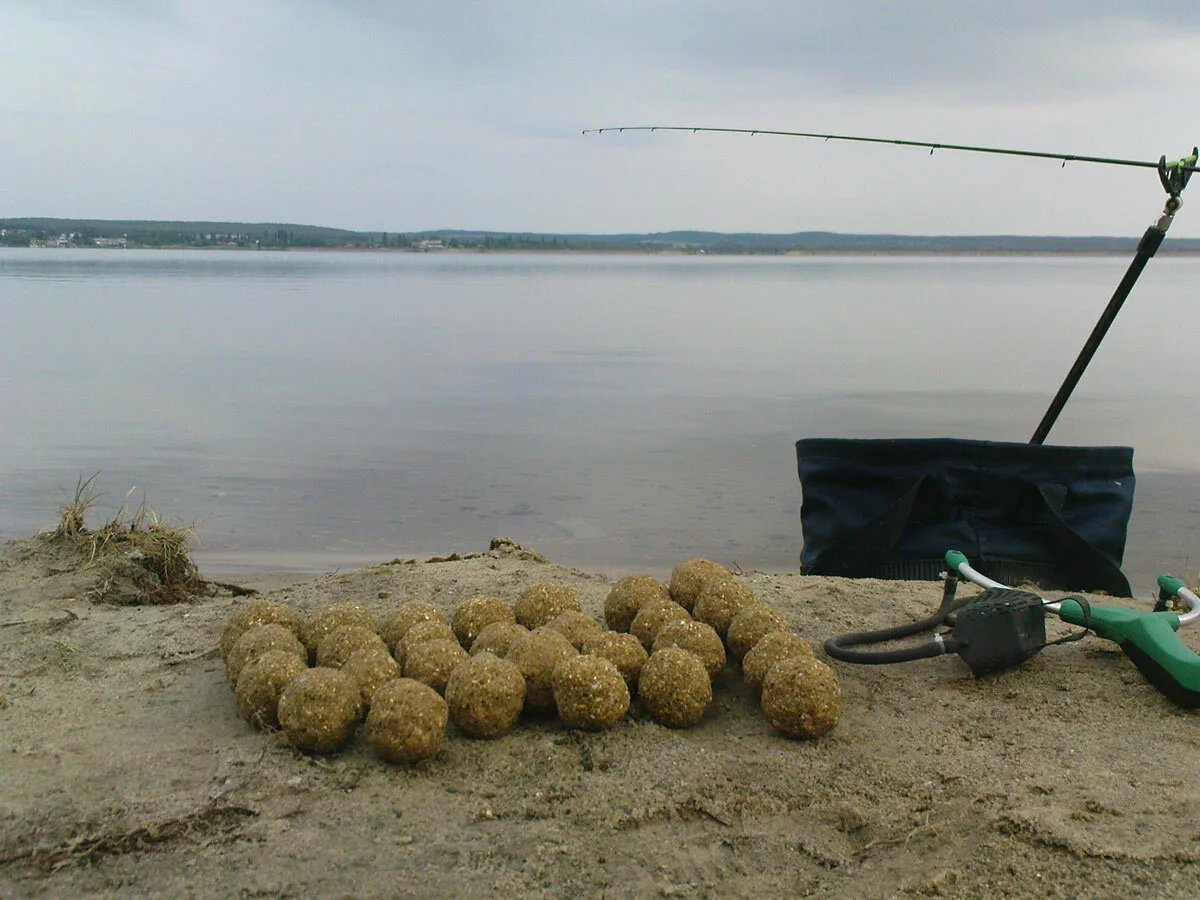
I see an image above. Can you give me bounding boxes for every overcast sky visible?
[4,1,1200,235]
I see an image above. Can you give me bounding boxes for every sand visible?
[2,534,1199,897]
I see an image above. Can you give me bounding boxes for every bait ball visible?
[546,610,606,651]
[315,625,387,669]
[234,649,308,729]
[582,631,649,689]
[227,623,307,688]
[652,620,727,681]
[380,601,449,653]
[760,655,842,739]
[341,643,403,707]
[395,620,458,669]
[513,583,581,630]
[220,599,304,662]
[668,559,731,612]
[403,638,468,694]
[726,605,791,662]
[551,655,630,731]
[603,575,671,632]
[366,678,448,764]
[692,576,757,640]
[444,651,527,738]
[743,631,814,696]
[277,667,364,754]
[508,626,579,715]
[469,621,529,658]
[630,599,692,651]
[638,647,712,728]
[452,595,515,649]
[302,603,377,661]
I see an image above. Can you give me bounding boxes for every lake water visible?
[3,248,1199,592]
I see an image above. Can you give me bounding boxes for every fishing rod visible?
[585,124,1197,444]
[583,125,1200,177]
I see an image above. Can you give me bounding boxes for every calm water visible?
[3,248,1200,592]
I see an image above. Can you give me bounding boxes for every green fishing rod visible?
[585,124,1197,443]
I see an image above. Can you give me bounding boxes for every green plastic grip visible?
[1058,599,1200,705]
[1158,574,1186,597]
[944,550,968,572]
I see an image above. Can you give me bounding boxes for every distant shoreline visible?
[7,244,1200,257]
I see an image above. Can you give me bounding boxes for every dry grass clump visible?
[50,475,206,604]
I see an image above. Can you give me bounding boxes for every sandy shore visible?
[2,535,1198,897]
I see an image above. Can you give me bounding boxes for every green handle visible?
[944,549,968,572]
[1158,574,1186,597]
[1058,599,1200,707]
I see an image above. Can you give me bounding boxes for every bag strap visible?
[804,475,932,576]
[1029,483,1133,597]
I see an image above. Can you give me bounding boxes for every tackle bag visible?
[795,437,1134,596]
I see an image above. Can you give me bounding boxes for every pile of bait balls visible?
[219,560,841,766]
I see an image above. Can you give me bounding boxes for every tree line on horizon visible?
[3,218,1197,253]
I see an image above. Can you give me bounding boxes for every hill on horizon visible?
[3,217,1199,252]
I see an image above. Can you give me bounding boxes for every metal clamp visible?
[1158,148,1197,198]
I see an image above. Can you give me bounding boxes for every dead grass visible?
[50,474,205,604]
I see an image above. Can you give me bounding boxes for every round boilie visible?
[469,621,529,658]
[220,599,304,662]
[366,678,448,764]
[341,643,403,707]
[227,623,307,687]
[603,575,671,632]
[630,599,692,651]
[396,620,458,669]
[508,627,579,715]
[444,652,526,738]
[514,583,581,630]
[316,625,387,669]
[651,620,726,681]
[234,649,308,728]
[668,559,731,612]
[692,576,757,640]
[403,638,468,694]
[277,667,364,754]
[726,605,791,662]
[582,631,649,690]
[380,601,449,653]
[760,656,842,739]
[452,595,515,649]
[302,603,377,661]
[638,647,712,728]
[552,655,630,731]
[743,631,814,696]
[546,610,605,651]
